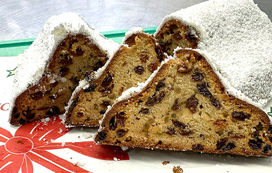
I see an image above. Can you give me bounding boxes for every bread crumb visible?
[74,162,85,167]
[173,166,183,173]
[121,146,129,151]
[162,161,170,165]
[113,157,120,161]
[82,133,93,139]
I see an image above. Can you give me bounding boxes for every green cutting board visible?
[0,27,157,57]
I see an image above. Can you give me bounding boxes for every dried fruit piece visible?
[101,73,113,87]
[101,100,110,108]
[263,144,272,154]
[116,112,126,126]
[192,144,204,151]
[109,116,117,130]
[99,110,106,114]
[97,131,107,141]
[185,32,198,41]
[172,98,180,111]
[22,107,35,119]
[172,120,186,129]
[116,129,127,138]
[157,91,166,103]
[197,82,212,97]
[216,138,228,150]
[77,112,84,118]
[134,66,145,75]
[210,96,221,109]
[156,80,166,91]
[166,127,176,135]
[69,96,79,112]
[177,62,192,73]
[173,32,182,40]
[222,142,236,151]
[30,91,43,100]
[191,71,204,81]
[59,54,72,65]
[59,67,69,77]
[75,47,84,56]
[248,139,263,150]
[46,106,60,116]
[155,46,164,62]
[255,122,263,131]
[139,108,150,114]
[186,95,198,113]
[232,111,251,121]
[83,83,97,92]
[148,61,159,72]
[179,129,192,136]
[140,53,149,62]
[98,84,114,96]
[146,95,157,107]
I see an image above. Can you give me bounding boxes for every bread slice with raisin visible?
[95,49,272,157]
[65,28,165,127]
[155,0,272,108]
[10,13,118,125]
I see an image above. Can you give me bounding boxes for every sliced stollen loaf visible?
[155,0,272,109]
[10,13,118,125]
[65,28,165,127]
[95,0,272,157]
[95,49,272,157]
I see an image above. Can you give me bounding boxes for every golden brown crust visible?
[155,20,199,55]
[65,33,166,127]
[10,34,108,125]
[96,49,272,157]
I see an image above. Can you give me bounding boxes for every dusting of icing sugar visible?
[156,0,272,109]
[10,12,119,116]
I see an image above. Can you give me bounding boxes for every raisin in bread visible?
[155,0,272,108]
[10,13,118,125]
[65,28,165,127]
[95,49,272,157]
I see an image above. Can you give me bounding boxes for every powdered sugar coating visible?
[10,13,119,113]
[156,0,272,109]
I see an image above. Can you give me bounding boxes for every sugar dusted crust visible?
[155,0,272,109]
[9,13,119,125]
[10,34,108,125]
[65,32,165,127]
[96,49,272,157]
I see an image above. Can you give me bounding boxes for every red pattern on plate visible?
[0,117,129,173]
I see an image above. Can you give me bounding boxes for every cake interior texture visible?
[155,20,199,55]
[65,32,165,127]
[96,49,272,157]
[10,34,108,125]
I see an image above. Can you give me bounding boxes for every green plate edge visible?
[0,27,157,57]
